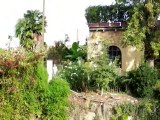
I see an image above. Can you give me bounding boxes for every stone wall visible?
[69,92,138,120]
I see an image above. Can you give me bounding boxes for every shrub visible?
[153,80,160,99]
[0,49,48,119]
[58,61,89,92]
[153,69,160,99]
[128,63,158,98]
[0,48,70,119]
[111,100,160,120]
[89,41,120,91]
[65,42,87,62]
[113,76,130,93]
[44,78,70,120]
[90,60,119,91]
[58,41,120,92]
[47,41,69,65]
[47,42,87,65]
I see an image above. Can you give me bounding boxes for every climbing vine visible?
[85,4,133,23]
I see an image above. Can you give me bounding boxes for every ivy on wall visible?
[85,4,133,23]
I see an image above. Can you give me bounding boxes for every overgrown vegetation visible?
[115,63,159,98]
[86,1,160,66]
[47,42,87,66]
[85,4,133,23]
[118,0,160,65]
[111,62,160,119]
[67,1,160,119]
[89,42,120,91]
[111,99,160,120]
[0,48,70,120]
[58,61,89,92]
[66,42,87,62]
[46,1,160,119]
[46,77,70,120]
[1,1,160,119]
[57,41,120,92]
[47,41,70,65]
[128,63,159,98]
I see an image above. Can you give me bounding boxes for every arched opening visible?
[108,46,122,68]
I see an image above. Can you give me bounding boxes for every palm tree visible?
[15,10,47,49]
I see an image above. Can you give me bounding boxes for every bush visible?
[113,76,130,93]
[111,99,160,120]
[128,63,158,98]
[153,80,160,99]
[58,41,120,92]
[90,61,119,91]
[65,42,87,62]
[58,61,89,92]
[47,41,69,65]
[0,48,70,119]
[44,78,70,120]
[89,42,120,91]
[0,49,48,119]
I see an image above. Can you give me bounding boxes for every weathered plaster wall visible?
[88,30,143,72]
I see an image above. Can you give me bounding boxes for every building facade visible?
[87,22,143,73]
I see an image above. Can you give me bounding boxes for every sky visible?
[0,0,114,48]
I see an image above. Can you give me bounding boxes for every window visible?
[108,46,122,67]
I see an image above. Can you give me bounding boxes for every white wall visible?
[47,60,53,82]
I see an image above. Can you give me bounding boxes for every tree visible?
[117,0,160,66]
[65,42,87,62]
[15,10,47,49]
[47,41,70,65]
[85,4,133,23]
[47,41,87,65]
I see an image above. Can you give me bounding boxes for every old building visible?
[87,22,143,73]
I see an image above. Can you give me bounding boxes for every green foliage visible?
[47,42,87,66]
[58,41,120,92]
[55,42,88,92]
[111,102,139,120]
[0,48,70,119]
[115,64,160,98]
[44,78,70,120]
[114,76,130,93]
[58,61,89,92]
[121,0,160,60]
[127,63,158,98]
[153,80,160,99]
[15,10,47,49]
[0,49,45,119]
[85,4,133,23]
[47,41,70,65]
[86,1,160,61]
[66,42,87,62]
[89,42,120,91]
[112,100,160,120]
[122,7,146,49]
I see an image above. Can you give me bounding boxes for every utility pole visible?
[76,29,79,43]
[42,0,45,43]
